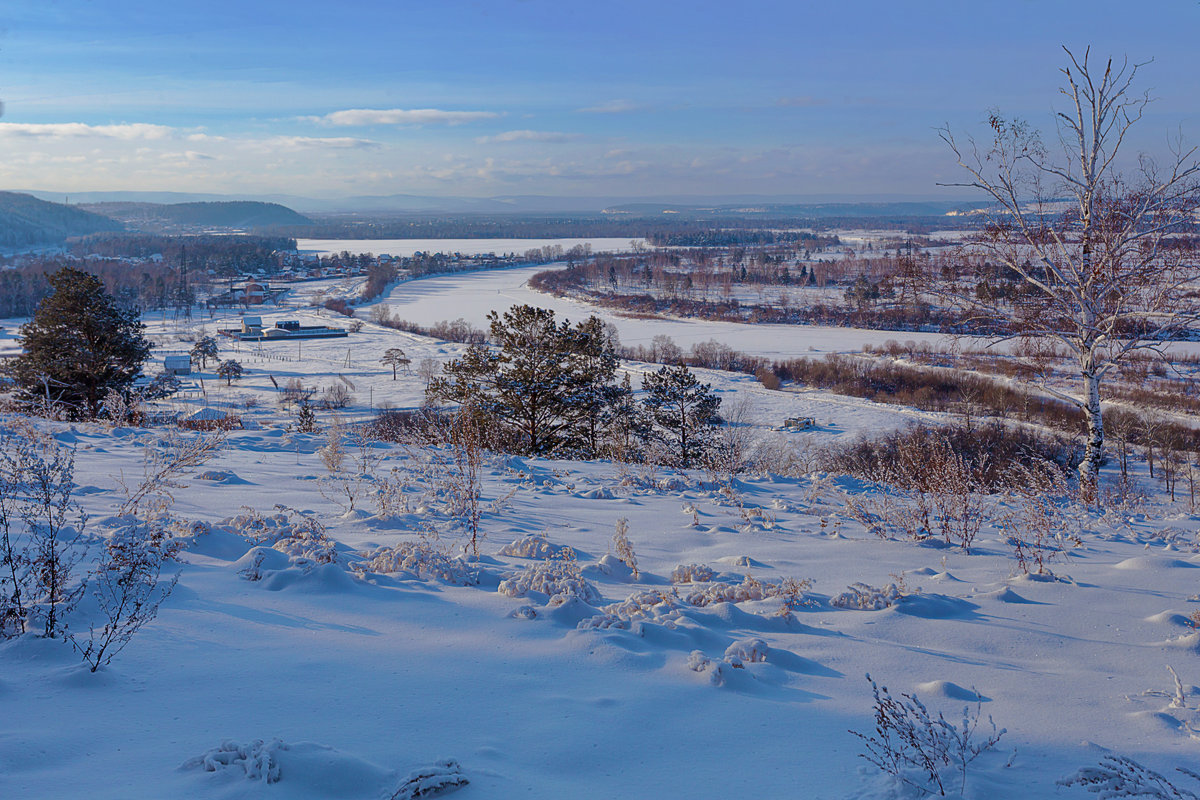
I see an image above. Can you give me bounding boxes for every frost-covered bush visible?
[686,644,767,686]
[723,637,768,667]
[183,739,287,784]
[851,674,1005,797]
[497,534,565,560]
[354,541,478,586]
[498,553,598,606]
[670,563,716,584]
[1058,755,1200,799]
[685,574,813,612]
[832,582,906,611]
[69,519,180,672]
[611,517,640,579]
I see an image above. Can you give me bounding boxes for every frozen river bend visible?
[370,263,966,360]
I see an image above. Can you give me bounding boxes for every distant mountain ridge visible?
[81,200,312,231]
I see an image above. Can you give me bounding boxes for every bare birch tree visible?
[940,47,1200,496]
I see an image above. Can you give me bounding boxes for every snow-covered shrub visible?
[723,638,768,667]
[670,563,715,584]
[1058,755,1200,799]
[602,588,684,623]
[497,534,564,560]
[832,582,906,611]
[393,759,469,799]
[685,574,814,612]
[183,738,287,784]
[611,517,640,579]
[685,650,728,686]
[851,674,1005,798]
[229,506,338,565]
[576,613,631,630]
[498,552,598,606]
[354,541,478,586]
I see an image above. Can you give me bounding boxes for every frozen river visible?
[370,263,969,360]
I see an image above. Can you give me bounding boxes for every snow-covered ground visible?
[2,415,1199,799]
[3,255,1200,799]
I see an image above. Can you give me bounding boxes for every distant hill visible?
[81,200,312,231]
[0,191,125,248]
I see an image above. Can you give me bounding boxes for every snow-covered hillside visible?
[2,415,1199,799]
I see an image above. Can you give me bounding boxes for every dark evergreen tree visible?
[563,316,622,457]
[6,268,151,419]
[639,365,721,467]
[428,305,622,457]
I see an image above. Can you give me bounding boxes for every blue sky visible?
[3,0,1200,199]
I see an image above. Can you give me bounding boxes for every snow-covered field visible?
[3,414,1200,799]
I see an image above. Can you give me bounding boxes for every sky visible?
[3,0,1200,201]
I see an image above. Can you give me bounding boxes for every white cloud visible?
[261,136,381,150]
[475,130,581,144]
[0,122,175,140]
[576,99,646,114]
[309,108,500,126]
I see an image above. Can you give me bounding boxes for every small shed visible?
[163,355,192,376]
[241,316,263,335]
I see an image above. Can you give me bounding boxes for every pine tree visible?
[6,268,151,419]
[427,305,623,457]
[380,347,411,380]
[639,365,721,467]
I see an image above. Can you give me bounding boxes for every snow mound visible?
[985,586,1041,604]
[717,555,767,568]
[592,553,636,581]
[915,680,990,702]
[1113,556,1198,571]
[578,486,614,500]
[724,638,769,667]
[194,469,244,483]
[896,593,980,620]
[497,534,565,560]
[183,739,467,799]
[1144,610,1196,628]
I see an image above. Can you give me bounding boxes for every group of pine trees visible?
[427,304,722,466]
